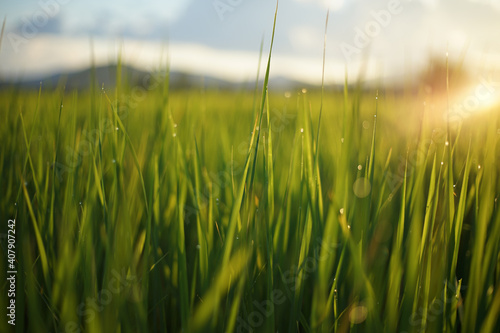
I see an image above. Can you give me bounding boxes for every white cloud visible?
[294,0,345,11]
[2,0,500,84]
[470,0,500,12]
[418,0,439,9]
[289,26,324,52]
[0,34,349,84]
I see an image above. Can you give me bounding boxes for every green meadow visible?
[1,10,500,333]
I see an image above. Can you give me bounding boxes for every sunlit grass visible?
[1,9,500,333]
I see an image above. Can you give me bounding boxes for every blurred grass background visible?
[0,13,500,333]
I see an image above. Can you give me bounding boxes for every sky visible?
[1,0,500,84]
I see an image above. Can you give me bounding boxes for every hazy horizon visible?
[1,0,500,85]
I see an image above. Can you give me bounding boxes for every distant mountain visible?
[0,65,229,90]
[0,64,324,91]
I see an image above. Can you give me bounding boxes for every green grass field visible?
[1,11,500,333]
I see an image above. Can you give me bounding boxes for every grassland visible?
[1,15,500,333]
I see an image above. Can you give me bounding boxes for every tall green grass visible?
[1,7,500,333]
